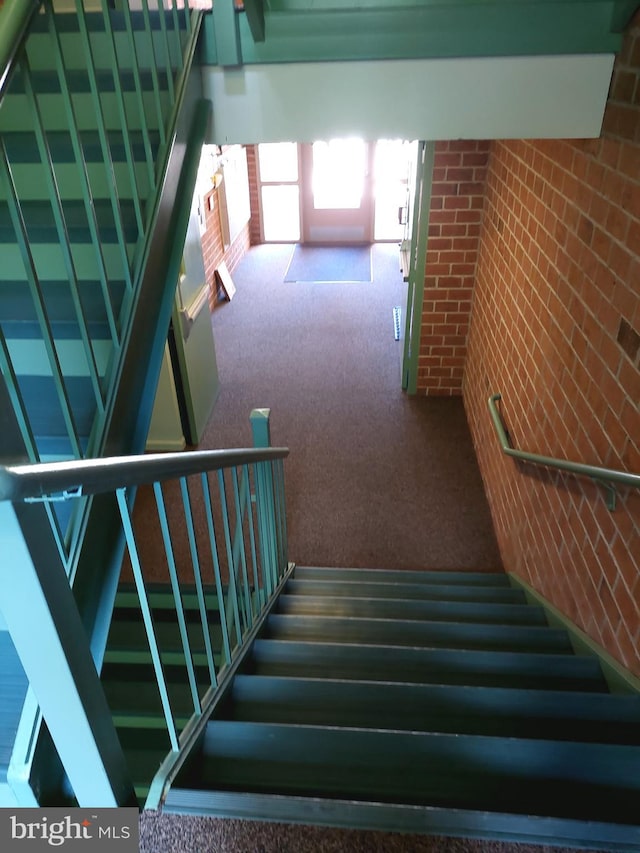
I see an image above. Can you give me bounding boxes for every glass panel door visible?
[258,142,301,242]
[301,138,374,244]
[374,139,414,242]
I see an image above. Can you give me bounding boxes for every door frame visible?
[402,140,434,394]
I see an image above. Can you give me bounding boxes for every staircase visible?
[0,5,188,469]
[117,565,640,851]
[0,0,208,809]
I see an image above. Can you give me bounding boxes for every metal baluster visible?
[252,460,274,598]
[20,56,106,425]
[243,464,262,610]
[274,459,288,577]
[102,0,155,193]
[128,0,166,150]
[46,1,120,351]
[231,466,254,627]
[116,487,179,751]
[179,476,218,688]
[143,0,175,105]
[217,468,243,647]
[73,0,133,295]
[250,410,279,593]
[0,329,39,462]
[200,472,232,667]
[169,0,183,71]
[184,0,192,36]
[0,139,83,458]
[153,481,201,714]
[262,459,280,590]
[269,460,282,580]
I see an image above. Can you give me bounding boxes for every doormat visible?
[284,245,372,283]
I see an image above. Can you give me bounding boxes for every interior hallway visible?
[198,242,502,572]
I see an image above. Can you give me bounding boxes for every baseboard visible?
[508,572,640,695]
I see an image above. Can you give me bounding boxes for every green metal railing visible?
[0,0,41,96]
[0,0,203,564]
[0,410,290,806]
[489,393,640,511]
[0,0,204,552]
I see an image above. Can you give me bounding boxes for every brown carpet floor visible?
[139,813,598,853]
[198,242,502,572]
[139,244,597,852]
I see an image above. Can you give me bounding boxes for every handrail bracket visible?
[592,477,617,512]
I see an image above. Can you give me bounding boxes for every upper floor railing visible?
[489,393,640,511]
[0,0,209,562]
[0,0,208,553]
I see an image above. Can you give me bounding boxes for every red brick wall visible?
[463,14,640,675]
[418,141,490,395]
[246,144,262,245]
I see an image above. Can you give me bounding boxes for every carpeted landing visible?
[139,814,600,853]
[199,242,502,572]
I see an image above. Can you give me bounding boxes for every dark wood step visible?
[223,674,640,743]
[276,593,548,626]
[294,566,510,586]
[248,639,608,692]
[284,577,527,604]
[264,613,573,654]
[183,721,640,826]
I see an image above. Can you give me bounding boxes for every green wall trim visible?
[611,0,640,30]
[508,572,640,695]
[200,1,624,66]
[403,141,434,396]
[211,0,241,66]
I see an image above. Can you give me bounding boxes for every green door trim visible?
[402,140,434,396]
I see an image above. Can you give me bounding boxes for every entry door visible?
[300,139,374,244]
[402,141,434,394]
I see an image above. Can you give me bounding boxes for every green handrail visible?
[0,0,40,96]
[488,393,640,510]
[0,446,289,503]
[1,425,290,806]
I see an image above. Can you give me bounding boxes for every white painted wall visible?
[202,54,614,144]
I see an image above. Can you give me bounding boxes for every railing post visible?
[0,501,135,806]
[250,407,272,450]
[250,408,280,590]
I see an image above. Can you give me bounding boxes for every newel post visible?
[0,500,135,806]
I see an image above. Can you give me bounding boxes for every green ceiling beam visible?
[244,0,266,42]
[264,0,623,9]
[610,0,640,30]
[209,0,242,66]
[202,0,624,65]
